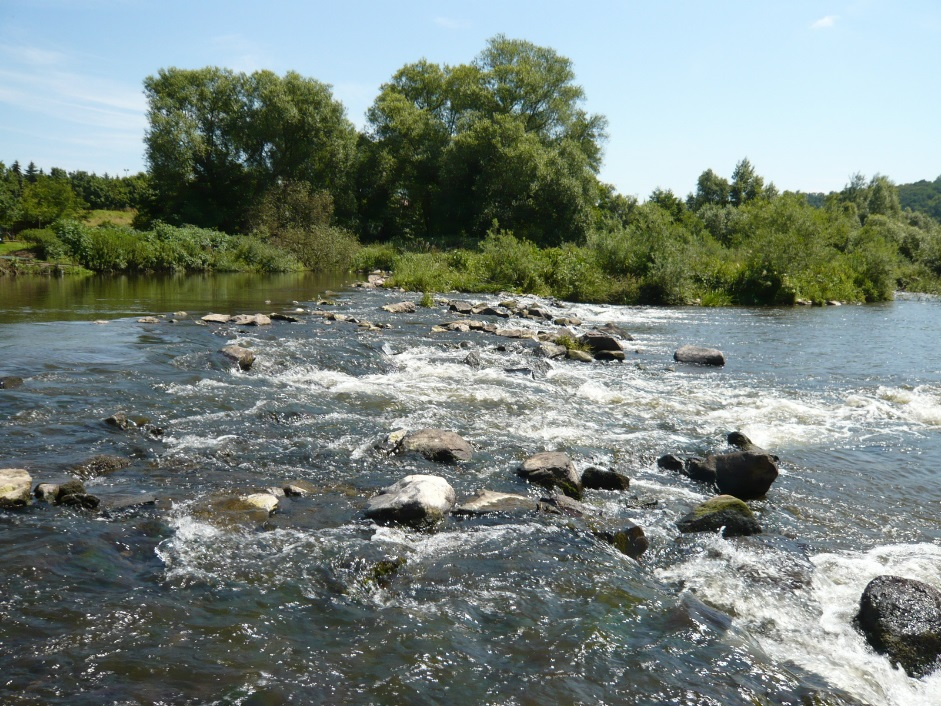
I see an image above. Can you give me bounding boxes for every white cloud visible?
[434,16,471,30]
[811,15,839,30]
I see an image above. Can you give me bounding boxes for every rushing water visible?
[1,275,940,705]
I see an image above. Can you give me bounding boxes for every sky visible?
[1,0,939,199]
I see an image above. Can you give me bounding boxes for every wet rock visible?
[99,493,158,512]
[579,331,624,354]
[454,490,536,515]
[104,412,132,430]
[398,428,473,463]
[855,575,941,678]
[232,313,272,326]
[241,492,280,514]
[283,480,318,497]
[536,342,567,359]
[365,474,456,528]
[59,493,101,510]
[449,301,475,315]
[376,429,409,453]
[72,455,131,480]
[0,376,24,389]
[727,431,779,461]
[368,557,407,589]
[463,351,482,369]
[657,454,686,472]
[137,316,162,324]
[56,479,88,501]
[674,345,726,367]
[0,468,32,508]
[474,305,511,318]
[594,350,626,362]
[221,345,256,371]
[495,328,535,340]
[677,495,761,537]
[34,483,60,503]
[195,492,280,526]
[537,493,593,517]
[553,317,582,326]
[523,306,554,320]
[504,367,537,379]
[594,322,634,341]
[581,466,631,491]
[202,313,232,324]
[684,456,718,483]
[566,349,594,363]
[270,313,301,322]
[382,301,417,314]
[591,520,649,559]
[715,452,779,500]
[517,451,582,499]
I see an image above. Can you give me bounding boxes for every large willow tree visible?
[143,68,357,232]
[360,35,608,245]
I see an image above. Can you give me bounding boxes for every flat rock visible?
[449,301,475,315]
[566,349,594,363]
[594,350,626,362]
[220,345,255,370]
[594,322,634,341]
[398,429,473,463]
[283,480,318,497]
[674,345,726,367]
[71,455,131,480]
[677,495,761,537]
[0,468,32,508]
[202,313,232,324]
[537,493,593,517]
[453,490,536,515]
[232,313,272,326]
[365,474,456,528]
[137,316,162,324]
[856,575,941,678]
[517,451,582,499]
[536,342,567,359]
[382,301,417,314]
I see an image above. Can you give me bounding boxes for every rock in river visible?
[677,495,761,537]
[221,345,256,371]
[365,474,456,528]
[581,466,631,491]
[674,345,726,367]
[517,451,582,499]
[398,429,473,463]
[0,468,32,509]
[454,490,535,516]
[856,575,941,678]
[714,451,779,499]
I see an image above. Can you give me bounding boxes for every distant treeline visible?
[2,34,941,302]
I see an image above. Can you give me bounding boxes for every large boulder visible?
[0,468,32,509]
[674,345,726,367]
[677,495,761,537]
[856,575,941,678]
[715,452,779,500]
[365,475,456,528]
[398,429,473,463]
[517,451,582,499]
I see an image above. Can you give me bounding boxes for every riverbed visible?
[1,275,939,705]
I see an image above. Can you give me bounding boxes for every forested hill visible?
[898,175,941,222]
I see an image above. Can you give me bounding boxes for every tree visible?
[730,158,766,207]
[688,169,730,210]
[18,174,85,228]
[867,174,901,219]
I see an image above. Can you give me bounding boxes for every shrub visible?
[20,228,68,260]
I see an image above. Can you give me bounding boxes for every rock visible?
[71,455,131,480]
[495,328,534,340]
[591,520,649,559]
[449,301,475,315]
[56,479,88,501]
[537,493,593,517]
[0,376,24,389]
[517,451,582,499]
[367,557,407,589]
[137,316,162,324]
[504,367,536,379]
[34,483,60,503]
[270,313,301,322]
[283,480,318,497]
[677,495,761,537]
[553,317,582,326]
[365,475,456,528]
[684,456,717,483]
[674,345,726,367]
[463,351,482,369]
[202,313,232,324]
[855,575,941,678]
[220,345,255,371]
[240,493,280,515]
[398,429,473,463]
[727,431,779,460]
[656,454,686,472]
[0,468,32,508]
[536,342,567,359]
[453,490,536,515]
[194,493,280,527]
[714,452,779,500]
[382,301,417,314]
[103,412,131,430]
[59,493,101,510]
[594,350,626,362]
[581,466,630,491]
[376,429,409,452]
[579,331,624,354]
[524,306,554,320]
[232,313,272,326]
[99,493,158,512]
[566,349,594,363]
[474,305,511,318]
[594,322,634,341]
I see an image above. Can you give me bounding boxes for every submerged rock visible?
[72,455,131,480]
[677,495,761,537]
[0,468,32,508]
[0,376,24,389]
[194,492,280,527]
[104,412,132,430]
[517,451,582,499]
[591,520,649,559]
[453,490,536,515]
[365,474,456,528]
[674,345,726,367]
[220,345,256,371]
[398,429,473,463]
[856,575,941,678]
[283,480,318,497]
[137,316,162,324]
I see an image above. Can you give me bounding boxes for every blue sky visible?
[1,0,939,199]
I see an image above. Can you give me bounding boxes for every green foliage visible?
[898,174,941,222]
[20,228,68,260]
[352,243,398,272]
[419,291,435,308]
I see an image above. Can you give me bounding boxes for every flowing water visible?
[1,274,940,705]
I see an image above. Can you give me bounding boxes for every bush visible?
[20,228,68,260]
[353,243,398,272]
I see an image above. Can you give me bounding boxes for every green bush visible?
[353,243,398,272]
[20,228,68,260]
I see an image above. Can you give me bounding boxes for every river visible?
[1,274,939,705]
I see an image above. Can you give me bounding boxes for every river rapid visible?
[1,274,940,705]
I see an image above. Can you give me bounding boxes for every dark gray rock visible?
[537,493,593,517]
[715,451,779,500]
[581,466,630,491]
[449,301,475,315]
[475,305,511,318]
[677,495,761,537]
[535,342,568,359]
[398,429,473,463]
[71,455,131,481]
[463,351,482,369]
[365,474,456,528]
[674,345,726,367]
[856,575,941,678]
[517,451,582,499]
[591,520,649,559]
[657,454,686,472]
[727,431,780,461]
[594,323,634,341]
[594,350,626,362]
[104,412,131,430]
[579,331,624,354]
[0,376,24,390]
[59,493,101,510]
[685,456,718,483]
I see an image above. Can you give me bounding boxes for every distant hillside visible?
[898,175,941,222]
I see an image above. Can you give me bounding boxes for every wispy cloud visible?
[434,16,472,30]
[811,15,839,30]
